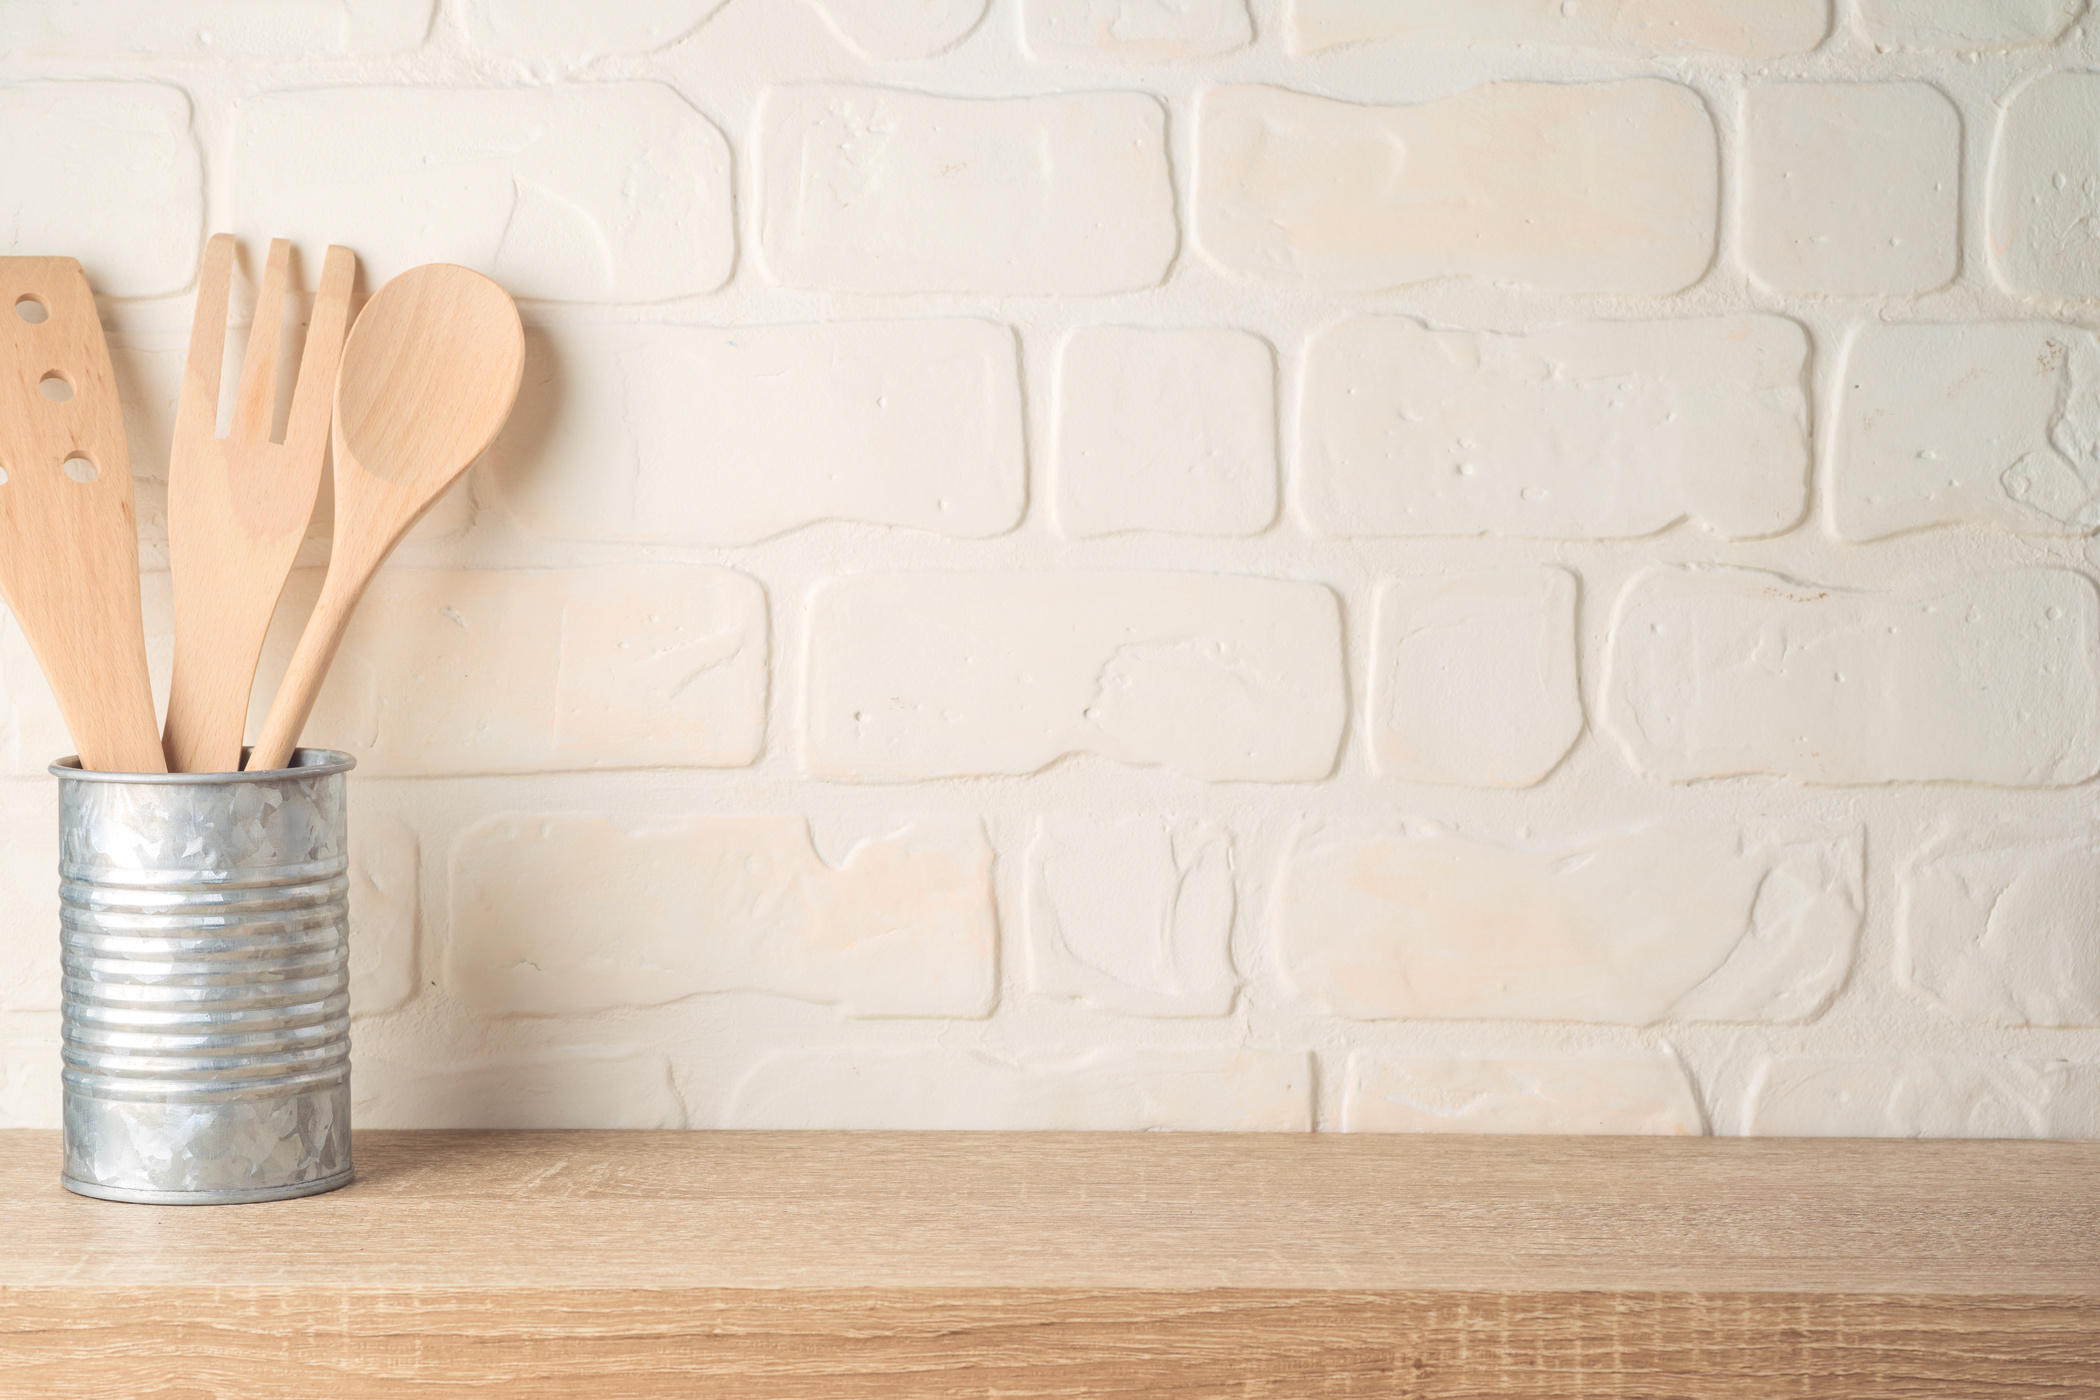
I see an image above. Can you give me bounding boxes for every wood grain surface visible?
[2,1130,2094,1397]
[0,258,163,773]
[161,235,354,775]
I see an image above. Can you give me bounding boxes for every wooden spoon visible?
[247,264,523,772]
[0,258,163,772]
[162,235,356,774]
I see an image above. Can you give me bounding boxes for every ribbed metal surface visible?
[54,750,356,1205]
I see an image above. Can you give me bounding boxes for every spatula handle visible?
[247,578,361,772]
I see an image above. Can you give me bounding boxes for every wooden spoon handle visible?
[247,578,361,772]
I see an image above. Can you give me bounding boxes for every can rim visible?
[51,748,357,784]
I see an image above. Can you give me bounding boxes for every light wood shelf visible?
[2,1129,2094,1396]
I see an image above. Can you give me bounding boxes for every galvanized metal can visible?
[53,749,355,1205]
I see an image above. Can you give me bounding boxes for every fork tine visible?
[231,238,291,442]
[282,245,357,458]
[175,234,235,443]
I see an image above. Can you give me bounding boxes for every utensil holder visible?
[53,748,355,1205]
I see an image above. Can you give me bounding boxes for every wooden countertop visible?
[2,1129,2094,1396]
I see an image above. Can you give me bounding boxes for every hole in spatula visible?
[38,372,72,403]
[62,454,97,484]
[13,296,47,324]
[0,465,9,485]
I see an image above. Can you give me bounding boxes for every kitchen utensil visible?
[247,264,523,771]
[162,235,356,775]
[0,258,164,773]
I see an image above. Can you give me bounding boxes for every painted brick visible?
[1341,1053,1704,1135]
[484,321,1023,546]
[802,573,1345,782]
[1370,570,1581,789]
[448,814,995,1018]
[808,0,989,58]
[1024,0,1252,60]
[1860,0,2082,49]
[356,1047,686,1129]
[1742,83,1959,295]
[1991,73,2100,297]
[1747,1057,2100,1138]
[1602,567,2100,786]
[1195,82,1716,295]
[1299,317,1809,539]
[1052,327,1275,539]
[755,85,1175,296]
[1026,817,1237,1016]
[1899,827,2100,1027]
[465,0,985,61]
[0,84,199,299]
[234,85,733,301]
[0,567,767,780]
[1836,322,2100,540]
[1278,822,1862,1024]
[0,570,767,787]
[1288,0,1829,55]
[0,1038,59,1129]
[0,786,56,1013]
[351,816,420,1019]
[722,1049,1311,1129]
[264,566,765,777]
[463,0,726,60]
[0,1,431,56]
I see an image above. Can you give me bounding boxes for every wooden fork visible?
[161,235,355,775]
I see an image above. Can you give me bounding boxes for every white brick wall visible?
[2,0,2098,1139]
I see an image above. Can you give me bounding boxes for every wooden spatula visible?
[247,264,523,772]
[0,258,163,773]
[161,235,355,774]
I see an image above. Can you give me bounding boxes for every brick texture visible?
[1287,0,1830,56]
[0,5,2093,1138]
[447,814,996,1017]
[801,572,1344,781]
[1602,567,2100,786]
[0,1,433,57]
[1368,570,1582,788]
[1859,0,2081,50]
[1341,1053,1704,1135]
[0,84,199,297]
[234,85,734,300]
[1299,316,1808,537]
[1741,82,1960,295]
[1277,822,1860,1024]
[484,320,1024,544]
[1195,82,1717,293]
[1052,326,1275,537]
[1834,322,2100,539]
[1990,71,2100,295]
[1025,0,1251,60]
[1025,816,1238,1016]
[756,85,1175,295]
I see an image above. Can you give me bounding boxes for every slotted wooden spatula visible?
[0,258,163,773]
[162,235,355,774]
